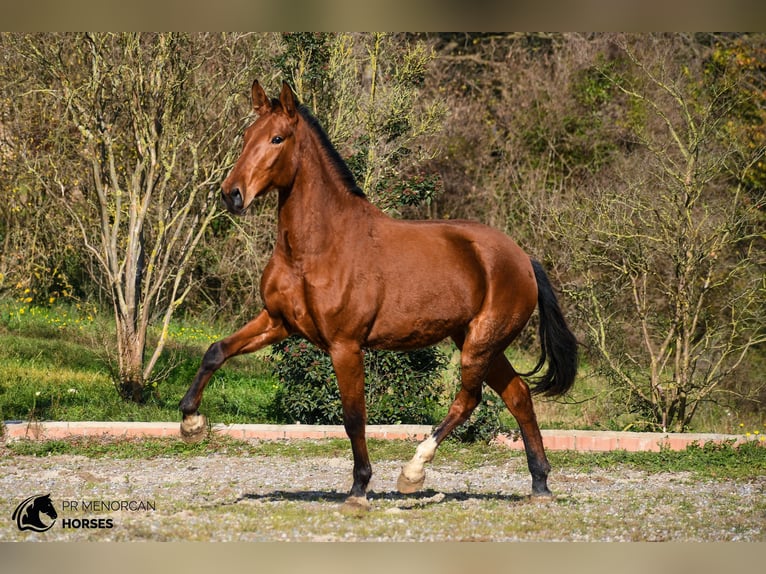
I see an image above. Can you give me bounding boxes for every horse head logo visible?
[12,494,58,532]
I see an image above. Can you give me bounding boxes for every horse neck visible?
[276,127,369,258]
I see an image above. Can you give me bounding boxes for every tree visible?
[0,37,86,305]
[5,33,265,401]
[419,33,765,430]
[558,35,766,431]
[273,32,446,215]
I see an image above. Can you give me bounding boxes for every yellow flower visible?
[49,297,56,304]
[19,308,25,315]
[24,297,33,303]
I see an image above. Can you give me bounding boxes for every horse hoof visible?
[530,487,554,501]
[532,483,553,497]
[397,471,425,494]
[340,496,370,515]
[180,413,208,443]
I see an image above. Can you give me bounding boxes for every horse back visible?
[363,218,537,349]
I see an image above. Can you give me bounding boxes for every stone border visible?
[1,421,432,443]
[2,420,750,452]
[495,429,748,452]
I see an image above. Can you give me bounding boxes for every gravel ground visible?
[2,450,764,542]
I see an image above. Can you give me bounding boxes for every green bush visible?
[447,394,510,444]
[269,337,447,425]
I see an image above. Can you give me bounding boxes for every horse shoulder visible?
[260,254,305,317]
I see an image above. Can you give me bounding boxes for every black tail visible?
[522,259,578,397]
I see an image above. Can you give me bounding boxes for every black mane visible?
[298,105,366,198]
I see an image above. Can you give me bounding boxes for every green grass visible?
[0,298,278,424]
[548,439,766,480]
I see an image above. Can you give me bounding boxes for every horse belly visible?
[365,260,481,350]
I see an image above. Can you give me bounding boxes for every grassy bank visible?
[1,297,762,435]
[0,299,278,424]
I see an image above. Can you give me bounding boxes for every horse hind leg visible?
[486,354,552,497]
[397,336,488,494]
[396,384,482,494]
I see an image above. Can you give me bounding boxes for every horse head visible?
[33,494,58,521]
[222,80,300,214]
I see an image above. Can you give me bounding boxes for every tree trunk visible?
[115,315,146,403]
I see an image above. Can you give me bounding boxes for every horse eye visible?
[271,135,284,144]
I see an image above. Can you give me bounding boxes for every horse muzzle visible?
[223,186,245,214]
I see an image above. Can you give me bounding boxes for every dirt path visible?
[2,451,763,541]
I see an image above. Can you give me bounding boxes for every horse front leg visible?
[330,343,372,512]
[179,310,288,442]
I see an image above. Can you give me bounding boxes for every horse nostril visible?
[230,187,243,209]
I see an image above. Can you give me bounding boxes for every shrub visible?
[269,337,447,425]
[447,393,510,444]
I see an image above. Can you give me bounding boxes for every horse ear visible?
[279,81,298,119]
[251,80,272,115]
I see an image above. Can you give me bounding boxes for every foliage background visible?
[0,33,763,433]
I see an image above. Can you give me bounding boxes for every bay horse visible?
[180,80,578,510]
